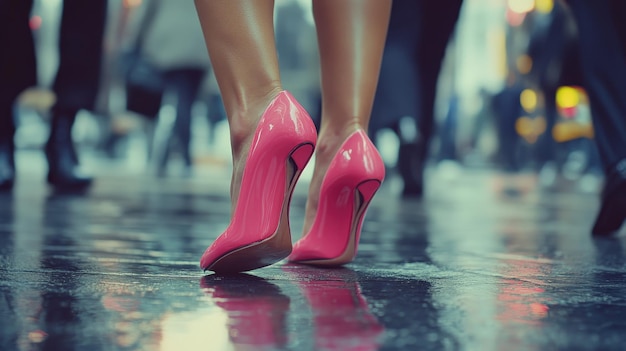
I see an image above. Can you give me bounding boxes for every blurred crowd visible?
[0,0,619,196]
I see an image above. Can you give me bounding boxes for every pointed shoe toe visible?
[201,91,317,274]
[288,130,385,267]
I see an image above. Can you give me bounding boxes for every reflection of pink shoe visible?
[200,275,290,348]
[200,91,317,273]
[283,266,384,351]
[289,130,384,266]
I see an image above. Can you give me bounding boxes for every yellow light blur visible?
[508,0,535,14]
[516,116,546,144]
[517,55,533,75]
[553,121,594,142]
[556,86,579,109]
[493,29,508,81]
[520,89,537,113]
[535,0,554,13]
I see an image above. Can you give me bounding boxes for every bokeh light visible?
[516,116,546,143]
[508,0,535,14]
[516,54,533,75]
[535,0,554,14]
[29,15,42,30]
[124,0,142,8]
[556,86,579,109]
[520,89,537,113]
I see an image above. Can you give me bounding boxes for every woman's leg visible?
[194,0,282,205]
[303,0,392,233]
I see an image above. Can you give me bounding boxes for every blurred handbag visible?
[120,0,164,117]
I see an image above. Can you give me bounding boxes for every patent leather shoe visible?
[200,90,317,274]
[288,129,385,266]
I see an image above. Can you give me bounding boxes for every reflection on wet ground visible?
[0,168,625,350]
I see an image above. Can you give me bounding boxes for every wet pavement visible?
[1,157,625,351]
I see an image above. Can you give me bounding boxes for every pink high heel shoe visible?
[200,91,317,274]
[288,129,385,266]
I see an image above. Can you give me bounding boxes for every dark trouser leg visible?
[46,0,107,189]
[377,43,423,196]
[415,0,463,161]
[0,93,16,190]
[372,0,422,196]
[159,69,206,174]
[0,0,36,189]
[568,0,626,235]
[537,87,558,168]
[568,0,626,169]
[52,0,107,113]
[407,0,463,196]
[398,0,463,197]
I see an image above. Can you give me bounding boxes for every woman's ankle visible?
[315,122,365,160]
[228,86,284,159]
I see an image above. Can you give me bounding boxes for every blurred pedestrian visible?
[371,0,463,197]
[120,0,211,176]
[0,0,107,191]
[565,0,626,235]
[526,0,584,175]
[491,73,525,174]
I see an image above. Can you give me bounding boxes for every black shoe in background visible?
[0,139,15,192]
[45,111,92,191]
[398,142,425,198]
[592,159,626,236]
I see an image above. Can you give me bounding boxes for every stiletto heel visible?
[288,130,385,266]
[200,91,317,274]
